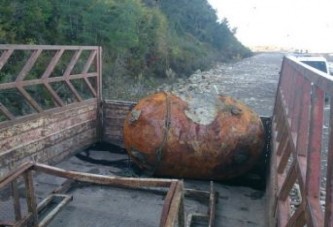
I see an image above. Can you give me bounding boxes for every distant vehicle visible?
[295,56,330,74]
[328,62,333,75]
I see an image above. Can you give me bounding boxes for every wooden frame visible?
[0,162,216,227]
[0,44,102,125]
[270,56,333,226]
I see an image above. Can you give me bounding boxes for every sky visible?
[207,0,333,52]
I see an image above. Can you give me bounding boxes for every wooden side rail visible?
[0,162,218,227]
[0,45,102,179]
[0,44,102,125]
[270,56,333,226]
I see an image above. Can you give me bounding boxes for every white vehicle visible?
[296,56,330,74]
[328,62,333,75]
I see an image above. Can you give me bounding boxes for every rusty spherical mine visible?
[123,91,265,180]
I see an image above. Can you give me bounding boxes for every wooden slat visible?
[11,179,22,221]
[16,49,42,81]
[305,85,324,199]
[0,162,33,188]
[278,160,297,201]
[83,77,97,97]
[23,171,38,227]
[65,80,82,102]
[306,199,324,227]
[324,96,333,226]
[160,182,177,227]
[164,181,185,227]
[33,163,175,188]
[286,203,306,227]
[0,49,14,71]
[0,44,99,50]
[16,86,43,112]
[295,81,311,156]
[82,50,97,73]
[63,49,82,77]
[277,138,292,173]
[41,49,65,79]
[278,199,290,227]
[0,103,15,120]
[43,82,64,107]
[0,73,98,90]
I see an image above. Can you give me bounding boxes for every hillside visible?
[0,0,251,100]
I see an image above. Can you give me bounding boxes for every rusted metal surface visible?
[0,162,213,227]
[123,91,265,180]
[269,56,333,226]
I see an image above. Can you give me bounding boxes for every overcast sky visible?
[207,0,333,52]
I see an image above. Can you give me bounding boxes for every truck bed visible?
[35,146,266,227]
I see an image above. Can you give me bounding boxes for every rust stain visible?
[123,92,265,180]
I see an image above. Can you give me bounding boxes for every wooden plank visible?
[11,179,22,221]
[82,50,97,73]
[164,181,185,227]
[83,77,97,97]
[0,100,96,137]
[290,72,302,132]
[41,49,65,79]
[0,121,97,167]
[43,82,64,107]
[23,171,38,227]
[16,49,42,81]
[63,49,82,77]
[0,73,98,90]
[295,81,311,156]
[208,181,216,227]
[36,128,97,163]
[0,49,14,71]
[0,103,15,120]
[38,194,73,227]
[160,182,177,227]
[65,79,83,102]
[13,213,32,227]
[324,96,333,226]
[278,199,290,227]
[277,139,293,173]
[0,162,33,188]
[33,163,175,188]
[286,203,306,227]
[306,199,324,227]
[96,47,102,140]
[278,160,297,201]
[44,137,96,165]
[0,105,96,148]
[16,86,43,112]
[0,44,99,50]
[305,85,324,199]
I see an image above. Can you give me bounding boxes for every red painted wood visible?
[273,57,328,226]
[324,97,333,226]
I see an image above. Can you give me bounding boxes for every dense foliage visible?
[0,0,251,99]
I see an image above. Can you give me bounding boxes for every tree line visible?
[0,0,252,98]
